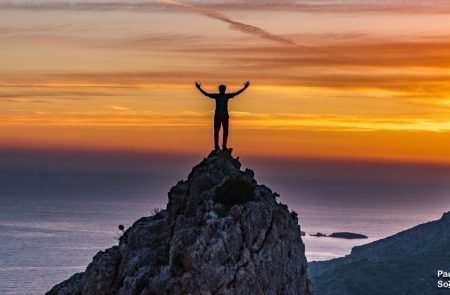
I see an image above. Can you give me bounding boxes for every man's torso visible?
[212,93,234,115]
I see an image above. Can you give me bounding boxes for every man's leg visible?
[214,115,221,150]
[222,115,229,149]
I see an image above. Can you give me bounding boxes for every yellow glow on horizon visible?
[1,125,449,165]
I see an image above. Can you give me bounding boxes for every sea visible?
[0,197,447,294]
[1,150,449,294]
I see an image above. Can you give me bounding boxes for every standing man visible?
[195,81,250,150]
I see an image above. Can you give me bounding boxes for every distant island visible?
[309,232,368,239]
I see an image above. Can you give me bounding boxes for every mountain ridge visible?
[309,211,450,294]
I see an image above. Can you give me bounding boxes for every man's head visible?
[218,84,226,94]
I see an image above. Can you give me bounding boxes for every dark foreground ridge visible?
[309,211,450,295]
[47,149,312,295]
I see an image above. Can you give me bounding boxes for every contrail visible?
[157,0,296,45]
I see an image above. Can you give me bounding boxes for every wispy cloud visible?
[180,34,450,69]
[0,88,123,99]
[2,0,450,14]
[109,105,130,111]
[204,0,450,14]
[2,109,450,132]
[156,0,295,45]
[0,98,57,104]
[0,0,295,45]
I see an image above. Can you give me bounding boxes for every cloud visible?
[0,88,123,100]
[109,105,130,111]
[2,32,450,114]
[0,1,147,12]
[205,0,450,14]
[0,98,56,104]
[180,34,450,69]
[0,0,295,45]
[2,0,450,14]
[156,0,295,45]
[2,109,450,132]
[2,67,450,100]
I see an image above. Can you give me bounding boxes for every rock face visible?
[309,211,450,295]
[47,149,312,295]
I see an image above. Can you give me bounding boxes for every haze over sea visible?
[1,148,449,294]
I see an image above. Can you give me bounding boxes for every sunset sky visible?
[2,0,450,163]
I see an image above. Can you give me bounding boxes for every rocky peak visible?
[48,149,312,295]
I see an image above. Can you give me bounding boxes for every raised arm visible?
[195,82,213,98]
[231,81,250,97]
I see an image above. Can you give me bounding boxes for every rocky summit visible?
[47,149,312,295]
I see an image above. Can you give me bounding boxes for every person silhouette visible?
[195,81,250,150]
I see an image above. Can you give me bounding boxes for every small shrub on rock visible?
[290,210,298,219]
[214,178,255,210]
[150,207,165,219]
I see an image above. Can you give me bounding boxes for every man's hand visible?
[195,81,211,97]
[244,81,250,88]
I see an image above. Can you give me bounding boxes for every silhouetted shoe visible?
[222,145,228,150]
[214,146,220,151]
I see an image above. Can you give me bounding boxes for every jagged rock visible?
[47,149,312,295]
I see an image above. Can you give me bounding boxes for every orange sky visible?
[1,0,450,163]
